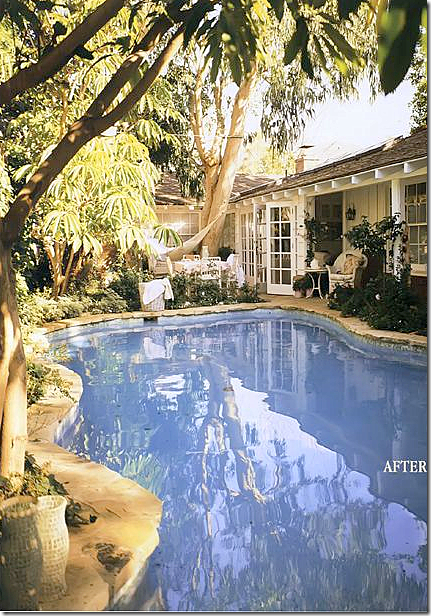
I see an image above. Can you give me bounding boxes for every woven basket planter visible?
[0,495,69,609]
[144,293,165,311]
[36,495,69,600]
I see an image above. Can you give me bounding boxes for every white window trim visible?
[402,176,427,276]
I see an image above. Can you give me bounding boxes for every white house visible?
[155,172,276,246]
[222,128,427,297]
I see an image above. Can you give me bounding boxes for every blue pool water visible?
[52,310,427,611]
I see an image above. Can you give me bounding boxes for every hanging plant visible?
[304,214,329,266]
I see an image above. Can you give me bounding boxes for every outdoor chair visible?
[326,249,368,294]
[149,255,173,278]
[182,254,200,261]
[225,253,240,287]
[200,257,222,286]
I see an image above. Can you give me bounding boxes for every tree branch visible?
[0,0,126,105]
[190,56,209,164]
[93,26,184,131]
[209,75,226,165]
[0,27,184,247]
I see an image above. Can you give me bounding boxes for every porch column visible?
[391,178,404,277]
[252,201,258,286]
[296,194,308,273]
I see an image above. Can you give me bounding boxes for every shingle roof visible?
[230,127,428,202]
[155,173,197,206]
[155,172,278,206]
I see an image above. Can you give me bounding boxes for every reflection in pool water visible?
[54,311,427,611]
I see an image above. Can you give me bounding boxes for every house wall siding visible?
[344,182,390,236]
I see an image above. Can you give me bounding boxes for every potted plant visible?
[292,275,313,298]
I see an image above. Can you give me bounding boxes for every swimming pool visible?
[52,310,427,611]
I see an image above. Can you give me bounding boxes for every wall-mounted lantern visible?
[346,205,356,221]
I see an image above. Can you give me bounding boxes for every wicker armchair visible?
[326,249,368,294]
[148,255,173,278]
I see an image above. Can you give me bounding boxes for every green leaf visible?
[15,0,41,31]
[229,53,243,85]
[268,0,284,21]
[306,0,328,8]
[284,18,308,64]
[8,0,25,29]
[322,22,358,62]
[313,36,328,72]
[337,0,364,19]
[183,1,212,47]
[53,20,67,36]
[34,1,55,9]
[209,45,222,82]
[301,48,314,78]
[74,45,94,60]
[115,35,131,53]
[378,0,425,94]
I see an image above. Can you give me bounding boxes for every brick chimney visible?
[294,145,318,174]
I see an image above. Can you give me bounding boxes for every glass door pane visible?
[267,205,293,294]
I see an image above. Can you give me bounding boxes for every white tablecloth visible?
[174,260,201,274]
[173,258,245,286]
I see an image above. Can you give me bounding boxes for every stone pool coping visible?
[27,363,162,611]
[40,295,426,352]
[26,295,426,610]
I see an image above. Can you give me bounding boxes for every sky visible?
[295,78,415,164]
[243,76,415,167]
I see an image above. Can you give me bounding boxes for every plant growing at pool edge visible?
[328,266,426,335]
[0,1,425,477]
[293,275,313,296]
[344,215,408,277]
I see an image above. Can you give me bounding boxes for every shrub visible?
[238,281,261,303]
[167,274,261,309]
[168,273,189,308]
[108,269,142,311]
[85,288,128,314]
[0,454,67,502]
[362,273,426,334]
[327,286,367,317]
[27,360,72,406]
[328,270,427,334]
[292,275,313,292]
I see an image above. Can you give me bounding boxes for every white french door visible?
[240,211,255,281]
[266,204,294,294]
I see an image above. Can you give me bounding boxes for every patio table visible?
[173,259,245,285]
[173,260,201,274]
[304,268,328,299]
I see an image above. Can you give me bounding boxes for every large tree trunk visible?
[201,163,220,228]
[0,241,27,476]
[205,66,257,254]
[192,65,257,255]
